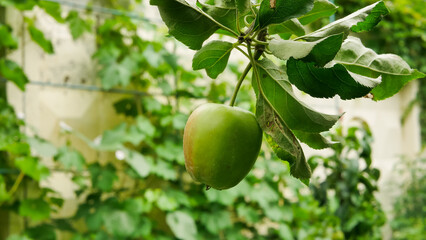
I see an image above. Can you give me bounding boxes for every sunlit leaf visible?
[301,1,389,41]
[192,40,234,79]
[333,36,426,100]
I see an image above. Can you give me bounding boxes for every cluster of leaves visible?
[309,119,386,239]
[335,0,426,146]
[151,0,425,183]
[389,155,426,239]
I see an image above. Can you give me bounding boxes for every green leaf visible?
[0,175,10,202]
[298,0,338,25]
[104,210,138,237]
[236,204,260,224]
[25,224,56,240]
[198,0,242,34]
[99,56,137,89]
[19,198,50,221]
[27,21,54,54]
[166,211,197,240]
[15,157,50,181]
[150,0,220,50]
[0,0,37,10]
[268,19,305,38]
[0,23,18,49]
[256,0,314,29]
[333,36,426,100]
[152,160,177,180]
[66,10,91,40]
[38,1,64,23]
[88,163,117,192]
[200,210,232,234]
[287,58,381,100]
[350,1,389,33]
[278,223,294,240]
[301,1,389,41]
[0,59,29,91]
[54,147,85,171]
[6,234,32,240]
[270,33,343,66]
[257,97,311,179]
[123,149,150,178]
[292,130,334,150]
[27,136,58,158]
[253,58,339,132]
[192,40,233,79]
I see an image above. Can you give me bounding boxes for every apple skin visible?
[183,103,263,190]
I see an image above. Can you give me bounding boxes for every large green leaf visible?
[301,1,389,41]
[0,59,29,91]
[268,19,305,39]
[270,33,343,66]
[54,147,85,171]
[37,1,64,23]
[200,210,232,234]
[253,58,339,132]
[0,175,10,202]
[104,210,138,237]
[66,10,91,40]
[19,198,51,221]
[198,0,251,34]
[14,157,50,181]
[26,20,54,54]
[256,95,311,179]
[256,0,314,29]
[287,58,381,100]
[166,211,197,240]
[150,0,220,50]
[0,0,37,10]
[0,23,18,49]
[333,36,426,100]
[192,40,233,79]
[298,0,338,25]
[123,149,151,178]
[98,56,137,89]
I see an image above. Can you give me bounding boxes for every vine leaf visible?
[150,0,220,50]
[334,36,426,100]
[0,59,29,91]
[256,94,311,180]
[256,0,314,29]
[301,1,389,41]
[192,40,234,79]
[298,0,338,25]
[26,19,54,54]
[287,58,381,100]
[253,58,340,133]
[198,0,251,34]
[270,33,343,67]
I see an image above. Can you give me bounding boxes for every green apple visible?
[183,103,263,190]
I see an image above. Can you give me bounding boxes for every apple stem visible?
[229,63,252,107]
